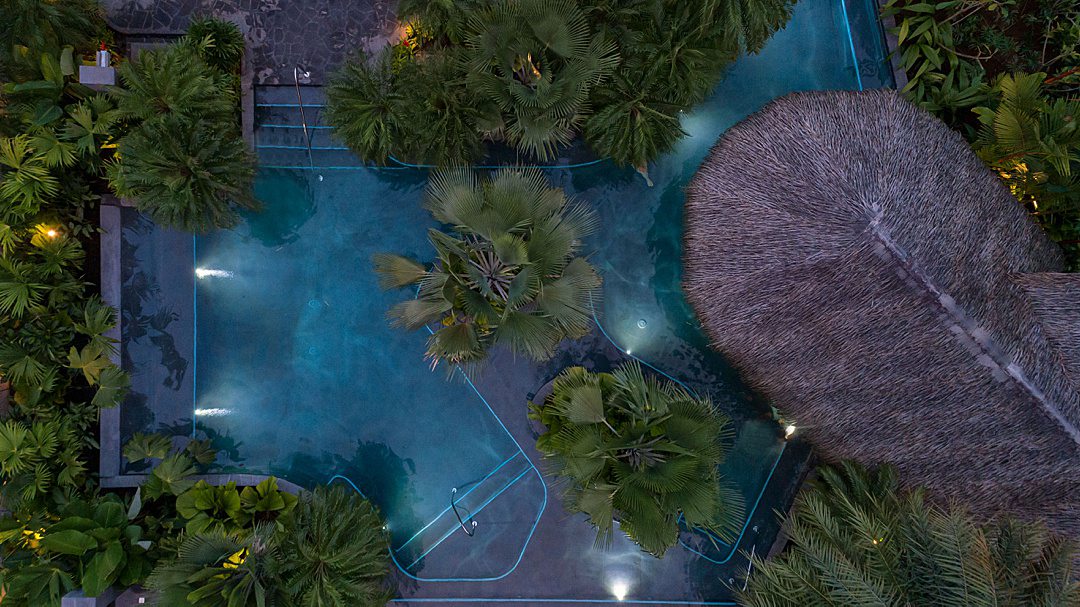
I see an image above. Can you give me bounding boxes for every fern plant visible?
[530,361,743,556]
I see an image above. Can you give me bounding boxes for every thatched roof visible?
[683,90,1080,538]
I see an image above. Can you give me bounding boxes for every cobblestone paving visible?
[103,0,399,84]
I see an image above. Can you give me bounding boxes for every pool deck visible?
[102,0,398,84]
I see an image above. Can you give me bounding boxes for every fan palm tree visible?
[146,524,285,607]
[374,168,601,367]
[397,0,486,45]
[278,486,391,606]
[530,361,743,557]
[738,461,1080,606]
[107,115,257,233]
[465,0,618,160]
[324,50,402,164]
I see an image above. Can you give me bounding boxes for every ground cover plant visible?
[530,361,743,556]
[374,167,601,368]
[882,0,1080,268]
[326,0,798,178]
[738,461,1080,606]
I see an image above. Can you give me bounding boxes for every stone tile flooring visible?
[103,0,399,84]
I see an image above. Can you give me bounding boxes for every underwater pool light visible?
[194,408,232,417]
[195,268,234,279]
[610,579,629,601]
[625,349,632,355]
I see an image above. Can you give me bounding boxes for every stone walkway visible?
[103,0,399,84]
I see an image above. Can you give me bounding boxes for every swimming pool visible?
[117,0,891,601]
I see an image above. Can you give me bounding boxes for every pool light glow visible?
[194,407,232,417]
[195,268,234,279]
[610,580,630,601]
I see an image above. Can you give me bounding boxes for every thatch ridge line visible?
[869,220,1080,445]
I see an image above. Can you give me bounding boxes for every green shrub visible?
[530,361,743,557]
[184,16,245,73]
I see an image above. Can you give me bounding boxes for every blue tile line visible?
[839,0,865,91]
[331,317,549,583]
[393,452,522,554]
[403,466,534,570]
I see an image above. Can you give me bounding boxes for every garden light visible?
[785,424,796,439]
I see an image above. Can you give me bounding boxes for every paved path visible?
[103,0,399,84]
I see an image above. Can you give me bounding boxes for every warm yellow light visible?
[784,424,796,439]
[46,229,58,238]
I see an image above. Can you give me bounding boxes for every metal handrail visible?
[450,487,478,537]
[293,66,315,171]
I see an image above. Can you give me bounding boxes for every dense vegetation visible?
[530,362,743,556]
[374,168,601,367]
[326,0,798,176]
[738,461,1080,606]
[0,6,388,604]
[883,0,1080,268]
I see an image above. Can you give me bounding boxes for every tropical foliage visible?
[530,362,743,556]
[882,0,1080,268]
[107,25,256,232]
[374,168,601,367]
[146,486,390,607]
[738,461,1080,606]
[327,0,796,169]
[185,16,246,74]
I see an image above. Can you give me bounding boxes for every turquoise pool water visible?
[119,0,891,601]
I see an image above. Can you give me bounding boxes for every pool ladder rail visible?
[292,66,323,181]
[451,487,479,537]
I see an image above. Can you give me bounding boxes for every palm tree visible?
[530,361,743,557]
[696,0,798,55]
[324,51,401,164]
[465,0,618,160]
[397,0,485,45]
[373,168,601,367]
[146,524,285,607]
[111,44,234,124]
[0,0,100,59]
[326,47,489,167]
[106,115,257,233]
[738,461,1080,606]
[278,486,391,606]
[184,16,246,73]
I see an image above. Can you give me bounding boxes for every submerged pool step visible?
[393,451,536,571]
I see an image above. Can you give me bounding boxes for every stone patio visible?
[103,0,399,84]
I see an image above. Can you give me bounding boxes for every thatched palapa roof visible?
[683,90,1080,538]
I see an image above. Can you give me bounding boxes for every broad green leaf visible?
[39,529,97,555]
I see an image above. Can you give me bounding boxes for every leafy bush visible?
[0,494,154,604]
[147,486,390,607]
[175,478,297,535]
[530,361,743,556]
[374,168,601,367]
[184,16,246,73]
[738,461,1080,605]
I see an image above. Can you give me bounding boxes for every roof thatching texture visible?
[683,90,1080,539]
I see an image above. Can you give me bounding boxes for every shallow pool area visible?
[115,0,892,601]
